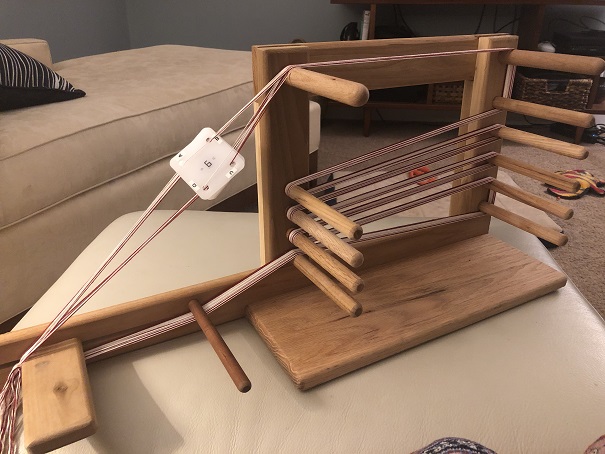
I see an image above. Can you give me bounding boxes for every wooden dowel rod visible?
[479,202,568,246]
[495,126,588,160]
[493,97,595,129]
[488,179,573,220]
[286,67,369,107]
[293,255,362,317]
[490,154,580,193]
[499,49,605,76]
[188,300,251,393]
[288,185,363,240]
[290,211,364,268]
[290,231,364,293]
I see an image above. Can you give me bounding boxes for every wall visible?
[373,4,518,38]
[125,0,363,51]
[0,0,130,62]
[2,2,603,62]
[544,5,605,42]
[544,5,605,123]
[123,2,530,51]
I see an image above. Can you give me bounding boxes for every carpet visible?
[319,119,604,319]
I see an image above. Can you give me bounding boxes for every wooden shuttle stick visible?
[490,154,580,193]
[287,185,363,240]
[286,67,369,107]
[293,255,363,317]
[488,180,573,220]
[290,231,364,293]
[188,300,251,393]
[289,210,364,267]
[493,97,594,129]
[479,202,568,246]
[495,126,588,159]
[500,49,605,76]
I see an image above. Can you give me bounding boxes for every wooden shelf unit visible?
[331,0,605,136]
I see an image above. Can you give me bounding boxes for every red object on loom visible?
[408,166,437,185]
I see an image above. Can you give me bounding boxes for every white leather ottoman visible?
[15,211,605,453]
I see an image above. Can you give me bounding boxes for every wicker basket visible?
[512,70,593,111]
[431,81,464,104]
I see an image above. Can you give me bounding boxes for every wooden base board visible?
[247,234,567,390]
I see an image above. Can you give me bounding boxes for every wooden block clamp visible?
[22,339,96,454]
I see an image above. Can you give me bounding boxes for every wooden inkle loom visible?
[1,34,604,452]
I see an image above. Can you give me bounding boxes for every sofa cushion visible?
[0,38,53,69]
[0,43,85,111]
[0,45,253,230]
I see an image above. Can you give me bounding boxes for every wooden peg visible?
[188,300,251,393]
[22,338,97,454]
[479,202,568,247]
[495,126,588,160]
[287,185,363,240]
[293,255,362,317]
[290,210,364,268]
[488,179,573,220]
[290,231,364,293]
[499,49,605,76]
[286,67,369,107]
[493,97,595,129]
[490,154,580,193]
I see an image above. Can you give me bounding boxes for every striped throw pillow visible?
[0,43,85,111]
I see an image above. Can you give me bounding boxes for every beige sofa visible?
[0,39,260,322]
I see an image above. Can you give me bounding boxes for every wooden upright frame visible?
[252,34,519,261]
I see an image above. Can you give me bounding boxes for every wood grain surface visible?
[252,45,310,262]
[247,234,566,390]
[22,339,96,453]
[488,179,573,220]
[493,97,595,128]
[490,154,581,193]
[286,68,369,107]
[500,49,605,76]
[449,35,517,216]
[496,126,588,159]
